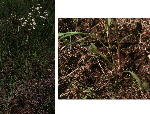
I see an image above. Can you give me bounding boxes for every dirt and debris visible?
[58,18,150,99]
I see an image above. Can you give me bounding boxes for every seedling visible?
[123,71,149,91]
[88,43,111,64]
[58,18,149,93]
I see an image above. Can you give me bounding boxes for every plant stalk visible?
[113,18,121,71]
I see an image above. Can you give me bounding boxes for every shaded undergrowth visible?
[0,0,55,113]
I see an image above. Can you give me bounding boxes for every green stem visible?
[113,19,120,71]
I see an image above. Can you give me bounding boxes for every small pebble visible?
[148,54,150,59]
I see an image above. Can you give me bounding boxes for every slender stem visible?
[106,18,112,55]
[113,18,121,71]
[117,43,121,71]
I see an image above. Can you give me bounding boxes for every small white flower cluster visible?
[31,4,48,20]
[39,11,48,20]
[19,12,37,30]
[40,16,46,19]
[31,18,36,29]
[16,4,48,31]
[44,11,48,16]
[20,17,36,30]
[35,6,42,10]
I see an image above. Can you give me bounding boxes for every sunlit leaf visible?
[105,18,112,37]
[107,18,112,26]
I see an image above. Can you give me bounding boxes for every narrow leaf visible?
[142,81,149,90]
[123,71,141,88]
[88,43,111,63]
[58,32,88,40]
[107,18,112,26]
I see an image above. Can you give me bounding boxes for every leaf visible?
[119,34,132,43]
[58,32,88,40]
[105,18,112,37]
[142,81,149,91]
[62,36,88,46]
[107,18,112,26]
[63,39,70,44]
[58,33,66,37]
[123,71,142,88]
[58,32,81,37]
[76,37,87,43]
[83,87,92,93]
[88,43,98,54]
[88,43,111,63]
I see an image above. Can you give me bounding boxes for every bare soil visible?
[58,18,150,99]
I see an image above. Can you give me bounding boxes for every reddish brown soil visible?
[58,18,150,99]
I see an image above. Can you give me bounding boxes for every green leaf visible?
[58,33,66,37]
[105,18,112,37]
[142,81,149,91]
[63,39,70,44]
[76,37,87,43]
[88,43,111,63]
[107,18,112,26]
[123,71,142,88]
[88,43,98,54]
[58,32,88,40]
[61,36,88,46]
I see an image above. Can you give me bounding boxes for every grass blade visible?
[58,32,88,40]
[88,43,111,63]
[123,71,141,88]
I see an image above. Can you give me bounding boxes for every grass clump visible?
[58,18,150,99]
[0,0,55,113]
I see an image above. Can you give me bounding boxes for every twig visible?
[60,68,80,80]
[98,60,105,75]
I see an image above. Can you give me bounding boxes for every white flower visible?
[44,11,47,14]
[36,7,39,10]
[40,16,46,19]
[28,13,31,15]
[32,19,35,22]
[22,22,27,25]
[33,21,36,25]
[19,18,24,21]
[45,13,48,16]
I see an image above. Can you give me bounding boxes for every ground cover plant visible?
[0,0,55,113]
[58,18,150,99]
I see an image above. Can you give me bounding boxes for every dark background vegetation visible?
[58,18,150,99]
[0,0,55,113]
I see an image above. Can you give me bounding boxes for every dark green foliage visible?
[0,0,54,113]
